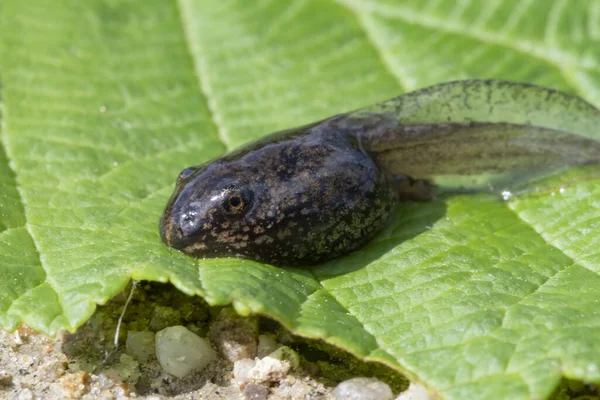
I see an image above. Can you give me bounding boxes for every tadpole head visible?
[159,164,256,257]
[159,126,395,266]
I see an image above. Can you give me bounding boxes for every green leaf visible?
[1,1,600,399]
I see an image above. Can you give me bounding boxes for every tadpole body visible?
[160,80,600,266]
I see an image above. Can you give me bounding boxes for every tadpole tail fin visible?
[364,122,600,191]
[344,80,600,190]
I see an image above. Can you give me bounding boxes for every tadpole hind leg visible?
[390,174,438,201]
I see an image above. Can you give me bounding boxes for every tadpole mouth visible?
[159,212,197,253]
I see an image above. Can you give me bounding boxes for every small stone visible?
[0,372,13,388]
[155,326,217,378]
[396,383,430,400]
[17,388,33,400]
[332,377,393,400]
[257,335,280,358]
[126,331,156,363]
[275,378,313,399]
[94,372,120,390]
[60,370,90,398]
[233,358,257,385]
[293,380,316,398]
[39,360,68,381]
[242,383,269,400]
[210,308,258,362]
[249,346,299,383]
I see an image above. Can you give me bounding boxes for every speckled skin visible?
[160,80,600,266]
[159,116,399,266]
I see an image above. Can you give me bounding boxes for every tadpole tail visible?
[363,122,600,190]
[343,79,600,190]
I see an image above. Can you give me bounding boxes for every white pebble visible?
[233,358,256,385]
[332,377,393,400]
[250,346,299,383]
[396,383,430,400]
[155,326,217,378]
[210,308,258,362]
[17,388,33,400]
[126,331,155,363]
[277,379,313,399]
[257,335,280,358]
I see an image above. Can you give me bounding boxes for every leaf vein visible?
[336,2,412,92]
[175,0,232,151]
[337,0,598,99]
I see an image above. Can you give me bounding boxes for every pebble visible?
[232,346,300,386]
[0,371,13,388]
[233,358,257,385]
[210,308,258,362]
[39,360,67,381]
[155,326,217,378]
[274,378,313,399]
[249,346,299,383]
[60,370,90,398]
[16,388,33,400]
[396,383,430,400]
[332,377,393,400]
[242,383,269,400]
[257,334,280,358]
[126,331,156,363]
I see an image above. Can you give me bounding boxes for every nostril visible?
[177,167,197,183]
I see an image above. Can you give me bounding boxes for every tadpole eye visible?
[229,195,242,208]
[222,188,253,214]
